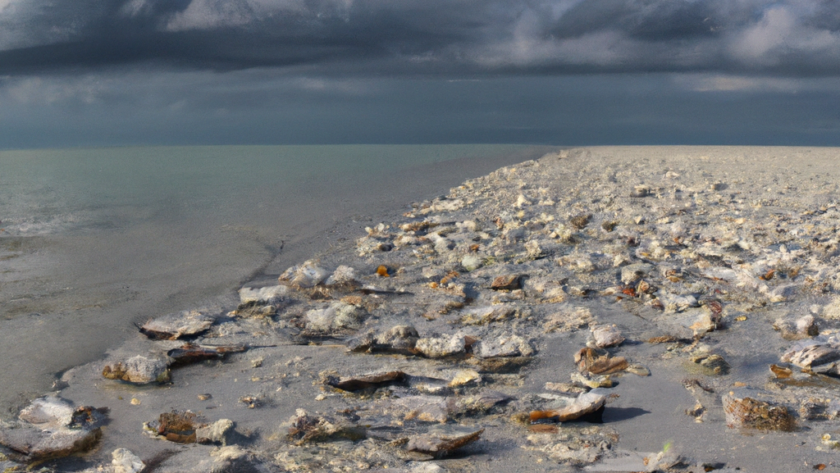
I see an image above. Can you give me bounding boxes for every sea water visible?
[0,144,549,415]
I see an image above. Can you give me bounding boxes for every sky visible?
[1,0,840,149]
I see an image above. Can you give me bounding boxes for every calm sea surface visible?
[0,144,549,415]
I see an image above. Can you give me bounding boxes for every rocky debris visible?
[279,260,330,289]
[349,325,420,355]
[196,419,235,445]
[528,391,607,423]
[415,333,467,359]
[523,425,616,466]
[144,411,207,444]
[473,334,534,358]
[139,310,216,340]
[102,355,171,384]
[324,371,408,392]
[575,347,629,376]
[448,369,481,387]
[166,343,247,367]
[287,409,366,445]
[112,448,145,473]
[303,301,364,334]
[405,426,483,458]
[774,314,819,340]
[0,397,106,461]
[490,275,522,291]
[590,324,624,348]
[238,285,288,305]
[689,351,730,376]
[781,339,840,375]
[722,388,795,431]
[385,396,458,423]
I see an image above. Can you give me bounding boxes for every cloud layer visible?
[3,0,840,76]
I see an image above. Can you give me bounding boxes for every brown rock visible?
[491,275,522,291]
[406,427,484,458]
[722,388,794,431]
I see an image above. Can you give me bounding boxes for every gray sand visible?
[5,146,840,472]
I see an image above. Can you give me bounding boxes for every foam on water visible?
[0,144,550,416]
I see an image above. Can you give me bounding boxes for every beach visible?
[3,146,840,472]
[0,145,547,415]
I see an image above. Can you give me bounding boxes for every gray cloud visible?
[2,0,840,76]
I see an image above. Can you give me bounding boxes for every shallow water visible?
[0,144,550,416]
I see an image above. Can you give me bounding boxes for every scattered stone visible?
[196,419,235,445]
[304,301,364,333]
[575,347,629,375]
[0,398,106,461]
[166,343,247,367]
[448,369,481,387]
[528,391,606,423]
[460,254,482,272]
[490,275,522,291]
[406,426,484,458]
[590,324,624,348]
[620,263,653,285]
[112,448,145,473]
[145,411,207,444]
[722,388,794,431]
[415,333,466,359]
[139,310,216,340]
[781,340,840,375]
[102,355,171,384]
[324,371,408,391]
[238,285,288,305]
[473,334,534,358]
[279,260,330,288]
[774,315,819,340]
[287,409,366,445]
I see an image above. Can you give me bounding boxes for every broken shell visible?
[167,344,247,367]
[376,265,390,277]
[406,427,484,458]
[324,371,408,391]
[139,309,216,340]
[491,275,522,291]
[575,347,629,375]
[528,391,606,423]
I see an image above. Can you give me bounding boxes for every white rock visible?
[324,265,358,286]
[112,448,145,473]
[590,324,624,348]
[238,285,288,304]
[461,254,482,272]
[19,396,74,428]
[304,302,363,332]
[415,334,466,358]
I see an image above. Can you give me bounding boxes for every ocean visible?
[0,144,550,416]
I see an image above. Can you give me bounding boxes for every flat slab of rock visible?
[139,310,216,340]
[406,426,484,458]
[529,391,606,423]
[0,397,106,461]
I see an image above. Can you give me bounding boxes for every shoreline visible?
[4,146,840,472]
[0,145,551,419]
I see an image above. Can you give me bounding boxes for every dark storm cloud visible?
[2,0,840,76]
